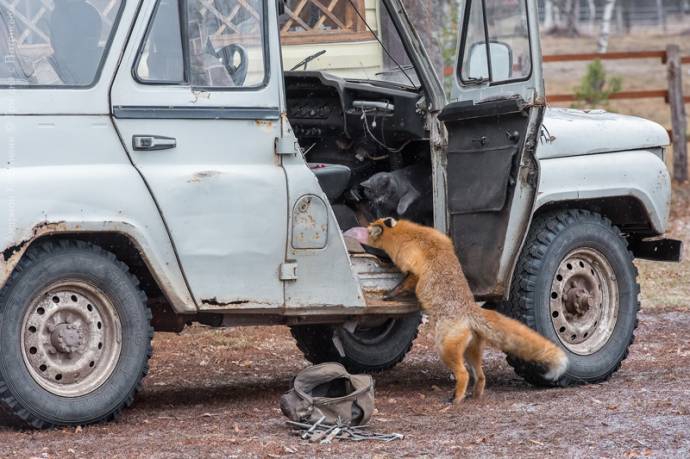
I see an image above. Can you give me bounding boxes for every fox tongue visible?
[343,227,369,245]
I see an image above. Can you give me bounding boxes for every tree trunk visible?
[544,0,555,31]
[565,0,579,37]
[597,0,617,53]
[656,0,667,33]
[587,0,596,33]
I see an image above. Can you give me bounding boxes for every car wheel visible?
[0,240,153,428]
[505,210,639,386]
[291,313,421,373]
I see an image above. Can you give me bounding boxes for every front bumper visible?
[630,238,683,262]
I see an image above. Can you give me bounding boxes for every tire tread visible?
[505,209,640,387]
[0,240,153,428]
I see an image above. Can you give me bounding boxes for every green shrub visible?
[573,59,623,108]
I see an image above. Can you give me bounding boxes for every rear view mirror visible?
[467,42,513,81]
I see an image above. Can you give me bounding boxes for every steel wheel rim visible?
[549,248,619,356]
[20,280,122,397]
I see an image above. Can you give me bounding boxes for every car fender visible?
[536,150,671,234]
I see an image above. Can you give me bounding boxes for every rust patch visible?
[201,297,250,307]
[255,120,274,133]
[188,171,221,183]
[2,221,67,262]
[2,243,25,263]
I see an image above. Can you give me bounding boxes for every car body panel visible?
[538,108,670,160]
[0,115,196,312]
[110,0,289,310]
[537,150,671,234]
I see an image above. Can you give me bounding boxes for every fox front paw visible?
[446,393,465,405]
[383,288,415,301]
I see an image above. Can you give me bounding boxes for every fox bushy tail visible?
[471,309,568,381]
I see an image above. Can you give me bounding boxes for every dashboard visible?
[284,71,427,145]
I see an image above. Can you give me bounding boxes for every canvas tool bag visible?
[280,363,375,426]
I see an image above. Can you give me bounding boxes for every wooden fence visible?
[544,45,689,182]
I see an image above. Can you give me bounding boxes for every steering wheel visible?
[220,44,249,87]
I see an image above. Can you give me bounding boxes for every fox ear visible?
[368,225,384,239]
[383,218,397,228]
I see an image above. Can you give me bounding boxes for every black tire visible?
[505,209,639,387]
[0,240,153,428]
[291,313,421,373]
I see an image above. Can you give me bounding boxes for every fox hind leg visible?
[465,334,485,399]
[440,327,472,404]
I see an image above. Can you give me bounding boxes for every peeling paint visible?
[1,221,69,280]
[2,221,67,262]
[201,297,250,307]
[188,171,221,183]
[255,119,274,133]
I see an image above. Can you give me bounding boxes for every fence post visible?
[667,44,688,182]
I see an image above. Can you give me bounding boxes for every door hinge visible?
[275,136,299,156]
[279,262,298,281]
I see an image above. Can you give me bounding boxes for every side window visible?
[459,0,531,85]
[136,0,184,83]
[136,0,267,89]
[0,0,125,87]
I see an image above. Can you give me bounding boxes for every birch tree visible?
[597,0,617,53]
[544,0,579,36]
[544,0,556,31]
[587,0,596,33]
[656,0,667,33]
[564,0,579,36]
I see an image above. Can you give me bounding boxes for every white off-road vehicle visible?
[0,0,680,427]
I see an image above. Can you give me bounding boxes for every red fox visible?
[366,218,568,403]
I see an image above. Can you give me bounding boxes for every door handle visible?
[132,135,177,151]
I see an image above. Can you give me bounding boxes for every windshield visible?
[279,0,420,88]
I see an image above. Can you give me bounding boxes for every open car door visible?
[439,0,545,299]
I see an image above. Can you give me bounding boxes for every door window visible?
[136,0,267,89]
[0,0,124,87]
[459,0,531,85]
[136,0,184,83]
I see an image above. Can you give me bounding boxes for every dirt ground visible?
[2,33,690,459]
[0,186,688,459]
